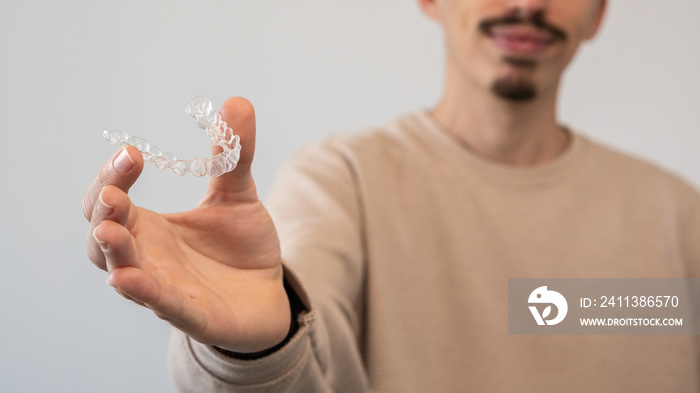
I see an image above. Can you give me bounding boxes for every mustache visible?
[478,10,568,42]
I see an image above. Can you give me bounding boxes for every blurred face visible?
[426,0,606,101]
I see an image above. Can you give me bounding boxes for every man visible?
[83,0,700,391]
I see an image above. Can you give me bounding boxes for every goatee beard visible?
[491,75,537,101]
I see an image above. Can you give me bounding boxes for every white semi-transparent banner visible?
[508,279,700,335]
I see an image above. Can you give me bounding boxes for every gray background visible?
[1,1,698,392]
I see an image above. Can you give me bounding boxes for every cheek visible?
[442,7,469,46]
[554,3,600,41]
[542,8,598,64]
[439,9,469,59]
[447,9,481,55]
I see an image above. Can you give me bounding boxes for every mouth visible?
[478,11,567,58]
[490,30,555,56]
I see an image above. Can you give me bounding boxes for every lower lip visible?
[491,34,552,56]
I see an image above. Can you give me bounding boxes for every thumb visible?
[203,96,259,204]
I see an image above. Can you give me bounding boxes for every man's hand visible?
[82,97,290,353]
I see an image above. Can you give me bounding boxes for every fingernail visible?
[107,274,115,287]
[113,147,135,173]
[97,190,114,216]
[93,227,109,252]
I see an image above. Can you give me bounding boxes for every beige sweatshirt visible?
[170,111,700,392]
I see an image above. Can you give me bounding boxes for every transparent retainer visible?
[103,96,242,177]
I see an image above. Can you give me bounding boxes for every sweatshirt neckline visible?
[409,109,587,189]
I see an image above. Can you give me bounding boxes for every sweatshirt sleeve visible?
[169,137,370,393]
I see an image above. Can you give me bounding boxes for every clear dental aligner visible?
[103,96,242,177]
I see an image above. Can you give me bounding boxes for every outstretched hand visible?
[83,98,290,353]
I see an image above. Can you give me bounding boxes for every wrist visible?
[214,277,305,360]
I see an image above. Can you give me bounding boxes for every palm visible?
[119,199,287,352]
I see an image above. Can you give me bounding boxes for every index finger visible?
[83,145,144,221]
